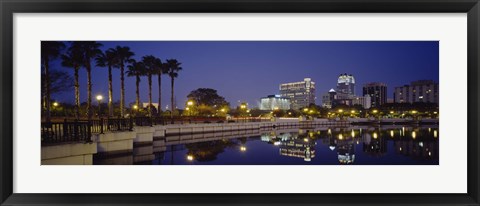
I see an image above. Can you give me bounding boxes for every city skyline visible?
[48,41,439,109]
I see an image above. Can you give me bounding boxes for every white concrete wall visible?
[96,131,136,154]
[134,126,155,143]
[41,142,97,165]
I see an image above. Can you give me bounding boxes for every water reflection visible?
[93,126,439,165]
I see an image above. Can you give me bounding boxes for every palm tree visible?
[165,59,183,120]
[61,43,83,119]
[142,55,160,117]
[126,59,145,110]
[41,41,65,123]
[77,41,103,121]
[96,49,119,117]
[153,60,166,115]
[111,46,134,118]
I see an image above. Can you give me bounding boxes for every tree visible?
[186,88,229,107]
[60,44,83,119]
[126,60,145,112]
[96,49,119,117]
[41,41,65,122]
[76,41,103,121]
[142,55,161,117]
[165,59,182,120]
[41,69,74,115]
[112,46,135,117]
[154,61,167,114]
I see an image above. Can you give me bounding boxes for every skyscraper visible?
[279,78,316,109]
[336,73,356,97]
[363,82,387,107]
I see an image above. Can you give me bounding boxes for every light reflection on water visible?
[94,126,439,165]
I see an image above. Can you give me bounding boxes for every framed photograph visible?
[1,0,479,205]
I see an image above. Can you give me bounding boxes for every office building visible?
[337,73,356,96]
[351,95,372,109]
[260,95,291,110]
[394,80,439,104]
[279,78,316,109]
[363,82,387,107]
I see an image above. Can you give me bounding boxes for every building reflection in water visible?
[329,129,356,164]
[362,129,387,157]
[393,127,438,160]
[261,130,316,161]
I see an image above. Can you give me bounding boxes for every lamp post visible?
[52,102,59,117]
[96,95,103,118]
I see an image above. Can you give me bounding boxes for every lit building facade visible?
[363,82,387,107]
[337,73,356,97]
[351,95,372,109]
[260,95,291,110]
[394,80,439,104]
[279,78,316,110]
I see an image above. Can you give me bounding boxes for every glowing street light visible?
[187,155,194,161]
[133,105,138,110]
[187,100,194,106]
[96,95,103,118]
[338,109,343,113]
[372,109,378,114]
[53,102,59,107]
[303,108,309,112]
[240,146,247,151]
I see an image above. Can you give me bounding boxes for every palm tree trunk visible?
[87,64,92,121]
[135,75,140,108]
[44,58,51,123]
[148,74,152,117]
[170,77,174,120]
[158,74,162,114]
[108,66,113,117]
[120,64,125,118]
[74,67,80,119]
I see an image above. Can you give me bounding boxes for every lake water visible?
[94,126,439,165]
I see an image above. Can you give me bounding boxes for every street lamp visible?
[96,95,103,118]
[52,102,59,117]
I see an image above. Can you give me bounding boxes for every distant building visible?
[142,102,159,110]
[279,78,316,109]
[260,95,291,110]
[321,88,337,108]
[394,80,439,104]
[322,89,371,109]
[363,82,387,107]
[337,73,356,96]
[352,95,372,109]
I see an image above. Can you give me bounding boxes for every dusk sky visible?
[49,41,439,109]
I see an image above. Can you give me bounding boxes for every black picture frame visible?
[1,0,479,205]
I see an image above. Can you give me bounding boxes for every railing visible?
[90,118,134,133]
[41,120,91,144]
[41,116,266,144]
